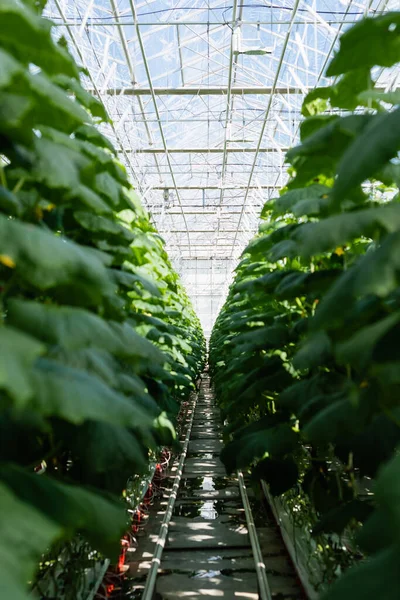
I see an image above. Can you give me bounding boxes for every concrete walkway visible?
[125,375,302,599]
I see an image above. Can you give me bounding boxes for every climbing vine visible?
[210,12,400,599]
[0,1,205,598]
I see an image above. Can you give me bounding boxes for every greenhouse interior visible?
[1,0,400,598]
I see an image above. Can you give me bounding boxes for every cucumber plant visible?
[0,1,205,598]
[210,12,400,599]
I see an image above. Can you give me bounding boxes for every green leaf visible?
[357,509,396,554]
[287,114,371,163]
[293,331,332,370]
[321,545,400,600]
[49,347,119,388]
[52,75,109,121]
[108,321,167,365]
[58,421,149,494]
[275,269,341,300]
[33,134,92,190]
[27,71,89,132]
[0,48,24,88]
[0,93,35,144]
[8,300,165,365]
[336,313,400,369]
[335,414,400,478]
[74,210,134,242]
[0,465,127,559]
[293,202,400,258]
[312,500,373,535]
[0,481,61,600]
[301,86,331,117]
[303,395,365,443]
[271,185,331,216]
[252,457,299,496]
[302,70,375,116]
[358,89,400,106]
[31,358,154,428]
[231,325,289,354]
[221,423,298,473]
[96,239,133,262]
[94,171,123,209]
[300,114,338,141]
[72,184,113,215]
[375,453,400,537]
[111,269,162,297]
[0,0,79,77]
[117,373,160,414]
[75,124,116,154]
[312,232,400,330]
[327,12,400,76]
[0,215,113,297]
[333,108,400,202]
[0,326,45,406]
[0,186,22,216]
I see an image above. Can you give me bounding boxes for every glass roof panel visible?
[45,0,399,335]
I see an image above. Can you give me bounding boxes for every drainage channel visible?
[116,374,304,599]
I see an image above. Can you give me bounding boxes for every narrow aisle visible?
[155,374,260,598]
[123,374,302,599]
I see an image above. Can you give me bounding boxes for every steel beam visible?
[129,0,192,255]
[53,19,367,27]
[151,210,260,215]
[230,0,302,257]
[96,86,307,95]
[109,0,163,186]
[120,147,288,154]
[150,185,276,190]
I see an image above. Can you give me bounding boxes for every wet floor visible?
[115,375,303,599]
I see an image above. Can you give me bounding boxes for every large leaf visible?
[287,114,371,162]
[312,232,400,330]
[271,184,331,217]
[111,269,162,297]
[333,108,400,202]
[0,185,22,216]
[303,394,367,443]
[293,202,400,257]
[0,47,24,88]
[252,456,299,496]
[312,500,373,536]
[30,358,155,429]
[321,545,400,600]
[74,210,134,242]
[0,481,61,600]
[0,326,45,406]
[231,325,289,354]
[33,134,92,190]
[52,75,109,122]
[64,421,149,493]
[327,12,400,75]
[0,214,113,298]
[49,347,119,388]
[302,70,374,115]
[27,72,89,132]
[0,465,127,558]
[375,453,400,537]
[9,300,166,365]
[358,89,400,107]
[0,0,79,77]
[7,300,134,355]
[221,423,298,473]
[336,313,400,369]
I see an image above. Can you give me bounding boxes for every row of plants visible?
[210,12,400,599]
[0,1,205,598]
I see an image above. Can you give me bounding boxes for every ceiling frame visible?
[44,0,399,334]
